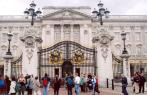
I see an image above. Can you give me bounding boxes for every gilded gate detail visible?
[39,41,97,78]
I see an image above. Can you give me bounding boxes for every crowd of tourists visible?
[0,73,100,95]
[132,72,146,94]
[0,74,42,95]
[121,72,146,95]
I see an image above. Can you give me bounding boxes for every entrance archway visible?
[62,60,73,77]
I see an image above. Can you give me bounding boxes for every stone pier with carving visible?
[20,27,42,76]
[93,28,114,87]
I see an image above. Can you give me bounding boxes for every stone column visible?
[121,54,131,83]
[93,28,113,87]
[4,59,11,77]
[71,24,73,41]
[20,27,42,76]
[3,54,13,78]
[61,24,64,41]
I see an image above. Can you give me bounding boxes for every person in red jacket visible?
[95,77,100,94]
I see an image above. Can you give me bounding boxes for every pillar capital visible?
[93,28,113,45]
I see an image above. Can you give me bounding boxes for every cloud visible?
[125,1,147,15]
[0,0,146,15]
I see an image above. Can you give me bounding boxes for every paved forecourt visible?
[20,87,122,95]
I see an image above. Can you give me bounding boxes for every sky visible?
[0,0,146,15]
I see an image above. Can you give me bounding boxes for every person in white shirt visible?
[74,73,81,95]
[92,75,96,95]
[9,76,16,95]
[33,76,41,95]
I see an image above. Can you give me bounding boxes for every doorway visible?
[75,68,80,76]
[55,68,59,76]
[62,60,73,77]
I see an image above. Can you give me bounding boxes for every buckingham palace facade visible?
[0,6,147,85]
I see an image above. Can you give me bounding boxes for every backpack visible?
[15,82,20,92]
[67,77,73,86]
[43,78,48,87]
[0,79,5,88]
[80,77,84,85]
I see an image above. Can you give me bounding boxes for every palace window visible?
[2,33,7,43]
[73,24,80,42]
[84,30,88,35]
[115,44,121,55]
[136,45,142,55]
[135,32,141,41]
[54,25,61,43]
[46,31,50,35]
[114,32,120,41]
[127,44,132,55]
[126,32,131,41]
[13,33,18,43]
[63,24,71,41]
[1,45,7,56]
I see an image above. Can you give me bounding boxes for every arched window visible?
[136,44,142,55]
[127,44,132,55]
[115,44,121,55]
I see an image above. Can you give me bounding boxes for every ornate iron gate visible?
[112,54,123,79]
[38,41,96,78]
[11,54,22,77]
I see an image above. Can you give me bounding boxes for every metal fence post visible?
[107,78,109,88]
[112,79,114,90]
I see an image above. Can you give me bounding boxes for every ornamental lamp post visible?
[3,33,13,77]
[24,1,42,26]
[120,31,130,82]
[121,31,128,54]
[92,1,110,25]
[6,33,13,56]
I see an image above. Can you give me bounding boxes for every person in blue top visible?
[92,75,96,95]
[42,73,50,95]
[0,74,6,94]
[66,73,74,95]
[26,75,34,95]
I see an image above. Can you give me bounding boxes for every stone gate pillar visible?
[20,27,42,76]
[93,28,113,87]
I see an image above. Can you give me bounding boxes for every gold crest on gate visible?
[49,50,63,64]
[72,50,84,64]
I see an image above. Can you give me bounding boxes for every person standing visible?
[66,73,74,95]
[92,75,96,95]
[18,74,26,95]
[53,75,61,95]
[121,74,128,95]
[42,73,50,95]
[0,74,6,95]
[139,73,146,93]
[74,73,81,95]
[33,76,41,95]
[26,75,34,95]
[133,72,140,94]
[80,74,84,92]
[83,74,87,92]
[9,76,16,95]
[95,77,100,94]
[5,75,11,95]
